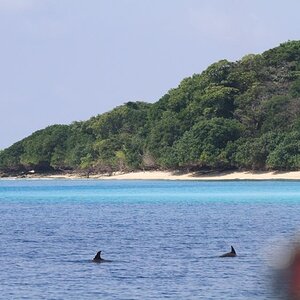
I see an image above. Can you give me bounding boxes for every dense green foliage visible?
[2,41,300,174]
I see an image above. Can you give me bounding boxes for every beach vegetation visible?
[1,41,300,173]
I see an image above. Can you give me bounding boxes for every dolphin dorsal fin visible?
[94,251,101,260]
[231,246,236,254]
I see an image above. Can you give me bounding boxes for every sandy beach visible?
[20,170,300,180]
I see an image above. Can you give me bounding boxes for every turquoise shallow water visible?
[1,179,300,299]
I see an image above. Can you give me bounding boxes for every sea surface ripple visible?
[1,180,300,299]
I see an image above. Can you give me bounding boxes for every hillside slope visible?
[1,41,300,174]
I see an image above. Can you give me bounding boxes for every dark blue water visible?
[1,180,300,299]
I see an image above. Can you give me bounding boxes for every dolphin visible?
[220,246,237,257]
[92,251,112,263]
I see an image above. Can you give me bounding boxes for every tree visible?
[174,118,243,168]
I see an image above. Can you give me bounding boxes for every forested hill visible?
[1,40,300,175]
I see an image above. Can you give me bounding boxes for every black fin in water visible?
[220,246,237,257]
[231,246,236,255]
[93,251,102,261]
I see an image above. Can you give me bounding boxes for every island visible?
[1,41,300,179]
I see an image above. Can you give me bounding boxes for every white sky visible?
[1,0,300,149]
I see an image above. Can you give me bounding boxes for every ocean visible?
[1,179,300,299]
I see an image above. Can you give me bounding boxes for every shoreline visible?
[3,170,300,181]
